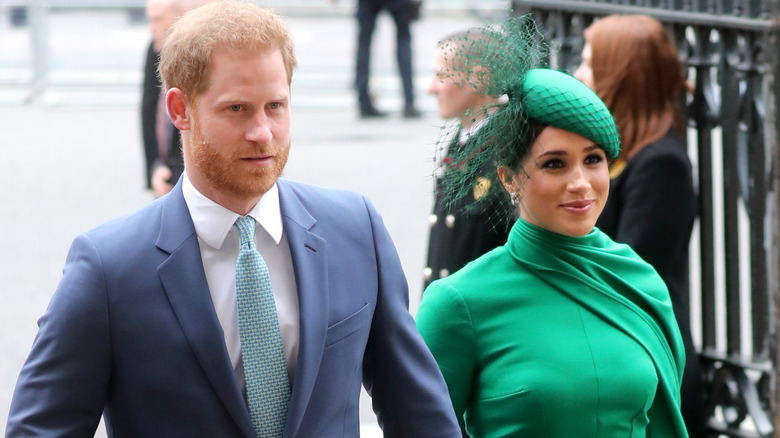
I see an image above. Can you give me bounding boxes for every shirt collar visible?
[459,117,490,145]
[182,172,284,249]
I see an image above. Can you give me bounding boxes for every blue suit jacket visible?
[6,179,460,437]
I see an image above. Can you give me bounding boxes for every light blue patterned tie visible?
[234,216,290,438]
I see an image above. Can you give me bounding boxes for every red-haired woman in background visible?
[575,14,704,437]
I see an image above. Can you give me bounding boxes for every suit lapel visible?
[277,181,329,438]
[156,184,255,438]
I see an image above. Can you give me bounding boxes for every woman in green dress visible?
[415,19,688,438]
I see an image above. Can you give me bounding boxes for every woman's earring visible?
[510,191,522,219]
[510,192,519,207]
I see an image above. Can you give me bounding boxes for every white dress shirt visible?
[182,173,299,386]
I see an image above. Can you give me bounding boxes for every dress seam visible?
[577,306,600,437]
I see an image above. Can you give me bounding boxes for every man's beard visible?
[189,121,289,200]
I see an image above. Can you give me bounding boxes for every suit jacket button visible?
[429,214,438,226]
[423,267,432,280]
[445,214,455,228]
[439,269,450,278]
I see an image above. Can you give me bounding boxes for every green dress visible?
[416,218,687,437]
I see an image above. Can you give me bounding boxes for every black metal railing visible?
[513,1,780,436]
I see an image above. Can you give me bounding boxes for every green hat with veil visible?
[520,68,619,158]
[435,14,619,218]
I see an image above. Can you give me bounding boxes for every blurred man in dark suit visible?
[354,0,421,119]
[140,0,194,196]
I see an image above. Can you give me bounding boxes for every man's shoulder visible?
[278,179,368,208]
[277,179,382,232]
[82,195,169,244]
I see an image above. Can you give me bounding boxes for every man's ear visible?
[167,88,191,131]
[471,65,490,94]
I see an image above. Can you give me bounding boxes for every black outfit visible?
[355,0,417,115]
[596,129,705,437]
[424,136,511,290]
[140,42,184,189]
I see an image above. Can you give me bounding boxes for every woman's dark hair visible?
[493,114,548,172]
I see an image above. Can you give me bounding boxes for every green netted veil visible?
[435,14,619,221]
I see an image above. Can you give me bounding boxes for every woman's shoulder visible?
[424,246,535,302]
[632,130,690,164]
[451,245,515,276]
[619,131,693,186]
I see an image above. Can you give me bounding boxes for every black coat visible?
[140,42,183,189]
[423,137,511,290]
[597,130,696,322]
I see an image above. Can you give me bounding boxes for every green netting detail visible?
[522,69,620,159]
[432,14,619,223]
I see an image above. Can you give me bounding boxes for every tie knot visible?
[234,216,256,246]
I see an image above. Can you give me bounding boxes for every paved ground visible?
[0,4,509,435]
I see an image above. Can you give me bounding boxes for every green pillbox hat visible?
[521,68,620,159]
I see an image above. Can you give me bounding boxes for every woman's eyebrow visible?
[536,142,599,159]
[536,149,566,158]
